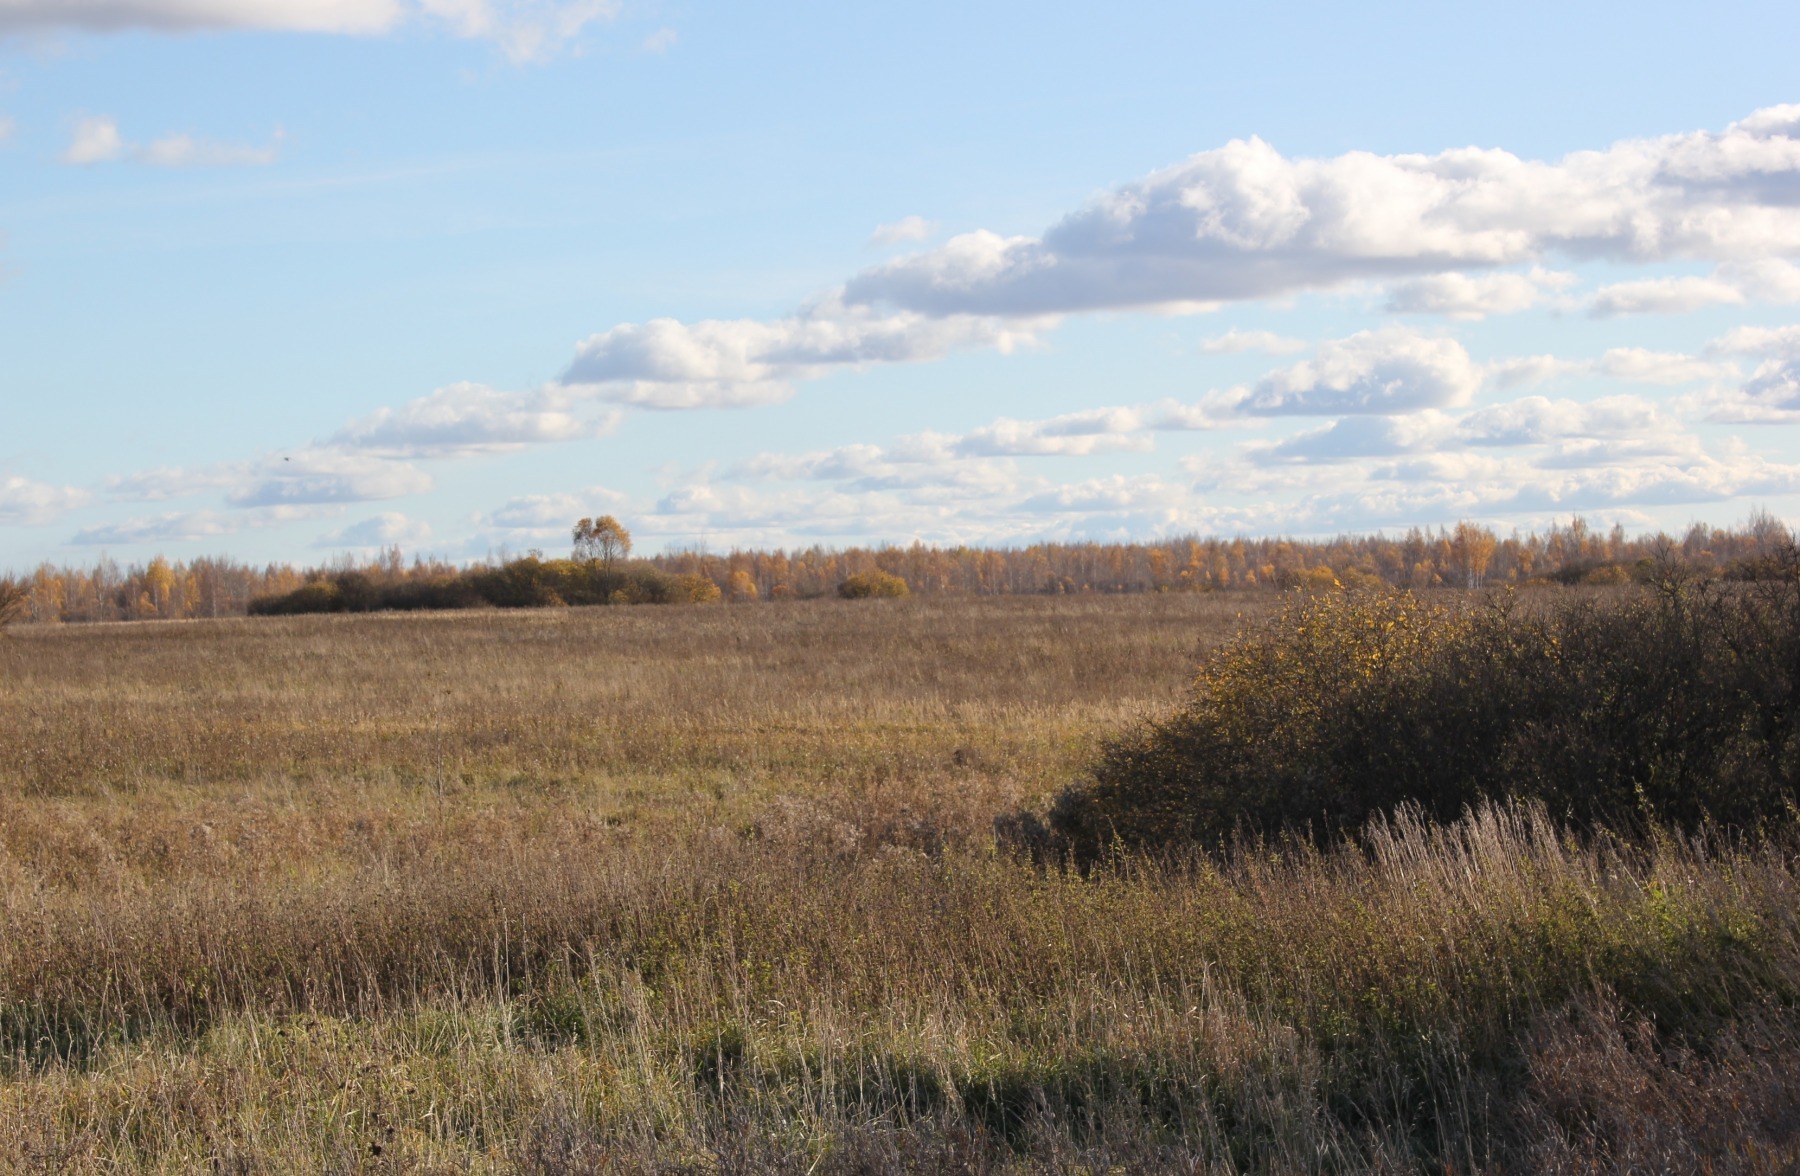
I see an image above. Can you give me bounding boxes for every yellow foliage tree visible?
[726,569,758,602]
[571,516,632,566]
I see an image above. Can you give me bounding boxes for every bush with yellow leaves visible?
[1039,562,1800,862]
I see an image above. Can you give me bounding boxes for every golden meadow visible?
[1,548,1798,1169]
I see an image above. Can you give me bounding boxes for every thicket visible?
[247,556,720,615]
[837,568,911,599]
[1035,552,1800,863]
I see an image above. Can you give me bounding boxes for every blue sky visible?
[3,0,1800,568]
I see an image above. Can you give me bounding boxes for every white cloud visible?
[638,25,675,53]
[316,511,432,549]
[1694,322,1800,422]
[1484,354,1588,390]
[226,450,432,507]
[1,0,617,59]
[1709,323,1800,357]
[869,216,938,246]
[104,465,242,502]
[70,509,243,546]
[1588,274,1745,317]
[1728,259,1800,303]
[1223,329,1481,416]
[1457,395,1671,447]
[1483,347,1729,391]
[955,408,1151,456]
[138,130,281,167]
[415,0,618,63]
[0,474,88,526]
[559,296,1042,409]
[1199,328,1307,355]
[1254,413,1454,464]
[0,0,403,34]
[843,107,1800,318]
[107,448,432,511]
[62,115,280,167]
[1595,347,1729,385]
[61,115,124,164]
[330,381,617,457]
[1587,259,1800,317]
[1384,267,1575,319]
[66,504,335,546]
[483,487,627,531]
[538,109,1800,418]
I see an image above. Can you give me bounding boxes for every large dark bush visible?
[1042,556,1800,862]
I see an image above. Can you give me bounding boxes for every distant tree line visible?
[0,512,1794,625]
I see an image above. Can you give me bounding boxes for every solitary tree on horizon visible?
[572,516,632,566]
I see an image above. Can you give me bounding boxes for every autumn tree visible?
[572,516,632,566]
[0,577,28,634]
[726,569,759,602]
[1452,521,1498,589]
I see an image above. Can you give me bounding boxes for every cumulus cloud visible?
[560,296,1042,409]
[1595,347,1730,385]
[331,382,618,457]
[1484,354,1589,390]
[1694,322,1800,422]
[869,216,938,246]
[955,408,1151,457]
[483,487,627,531]
[0,0,402,34]
[537,108,1800,418]
[316,511,432,549]
[226,450,432,508]
[416,0,618,63]
[1,0,617,59]
[0,474,88,526]
[1482,347,1731,392]
[1588,274,1745,317]
[62,115,280,167]
[1588,259,1800,317]
[1199,328,1307,355]
[638,25,675,52]
[70,509,243,545]
[1384,267,1575,319]
[841,107,1800,319]
[1255,413,1453,464]
[1457,395,1672,447]
[1221,329,1481,416]
[61,115,124,164]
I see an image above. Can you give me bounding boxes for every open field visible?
[1,593,1798,1172]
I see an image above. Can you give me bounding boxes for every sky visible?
[3,1,1800,569]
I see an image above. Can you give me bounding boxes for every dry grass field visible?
[1,593,1797,1173]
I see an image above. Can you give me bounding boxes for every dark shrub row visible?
[1033,553,1800,862]
[248,557,720,616]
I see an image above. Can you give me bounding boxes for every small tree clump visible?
[1036,562,1800,863]
[837,570,910,599]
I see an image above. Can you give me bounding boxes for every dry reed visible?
[0,594,1795,1172]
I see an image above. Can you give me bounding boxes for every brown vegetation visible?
[1,593,1798,1171]
[7,512,1794,625]
[1041,561,1800,860]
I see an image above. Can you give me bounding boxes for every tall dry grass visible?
[0,593,1796,1172]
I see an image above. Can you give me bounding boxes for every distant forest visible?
[2,513,1794,624]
